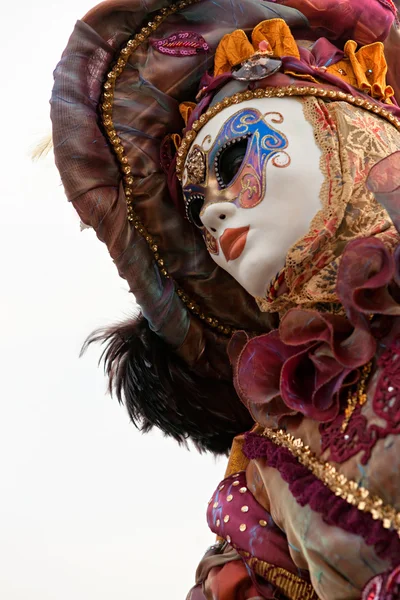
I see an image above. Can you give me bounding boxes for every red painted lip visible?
[219,226,250,262]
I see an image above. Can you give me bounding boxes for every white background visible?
[0,1,225,597]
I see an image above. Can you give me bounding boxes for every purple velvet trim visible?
[243,432,400,566]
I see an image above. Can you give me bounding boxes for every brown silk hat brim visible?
[50,0,398,373]
[50,0,306,371]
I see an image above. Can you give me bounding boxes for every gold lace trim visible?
[248,557,318,600]
[263,428,400,535]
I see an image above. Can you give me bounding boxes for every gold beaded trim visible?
[176,86,400,181]
[342,361,373,432]
[100,0,234,336]
[263,427,400,535]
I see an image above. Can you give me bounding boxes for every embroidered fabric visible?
[321,335,400,464]
[243,431,400,566]
[256,97,400,315]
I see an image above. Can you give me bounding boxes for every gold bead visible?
[213,502,218,509]
[383,518,391,529]
[241,506,249,513]
[216,519,220,527]
[239,524,247,532]
[259,520,267,527]
[227,495,233,502]
[232,481,239,486]
[239,487,247,494]
[223,515,230,523]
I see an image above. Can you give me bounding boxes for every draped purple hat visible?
[50,0,400,451]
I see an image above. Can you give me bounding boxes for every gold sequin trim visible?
[176,86,400,181]
[101,0,233,335]
[263,428,400,534]
[342,361,372,432]
[248,557,318,600]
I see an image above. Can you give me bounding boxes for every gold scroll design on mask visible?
[185,145,207,185]
[262,427,400,534]
[212,18,394,104]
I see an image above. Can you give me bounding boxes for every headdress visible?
[51,0,400,451]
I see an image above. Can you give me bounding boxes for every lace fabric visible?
[321,335,400,464]
[257,97,400,315]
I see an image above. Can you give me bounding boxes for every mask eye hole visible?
[186,193,205,228]
[215,135,250,189]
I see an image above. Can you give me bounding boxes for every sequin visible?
[259,520,267,527]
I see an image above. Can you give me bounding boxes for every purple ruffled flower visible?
[230,236,400,423]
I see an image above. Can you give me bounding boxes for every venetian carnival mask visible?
[182,97,324,298]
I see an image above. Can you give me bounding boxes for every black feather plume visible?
[82,315,253,454]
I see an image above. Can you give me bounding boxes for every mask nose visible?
[200,202,236,235]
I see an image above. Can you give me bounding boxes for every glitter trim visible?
[261,428,400,535]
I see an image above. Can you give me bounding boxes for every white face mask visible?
[181,97,324,298]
